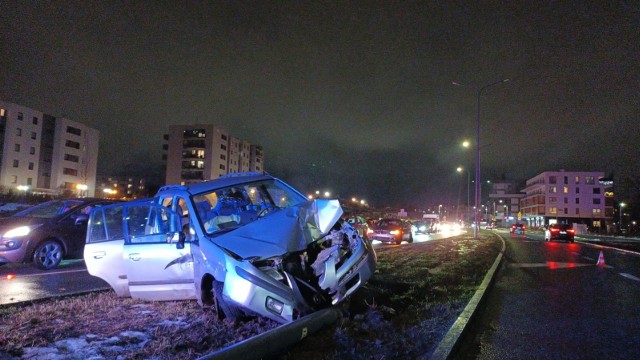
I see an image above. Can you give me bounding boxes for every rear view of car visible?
[545,224,575,242]
[510,223,525,235]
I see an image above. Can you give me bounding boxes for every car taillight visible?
[550,228,559,233]
[567,229,575,234]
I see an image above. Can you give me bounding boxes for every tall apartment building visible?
[164,124,264,185]
[519,170,611,230]
[0,100,99,197]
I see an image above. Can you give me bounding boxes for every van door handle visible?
[91,251,106,259]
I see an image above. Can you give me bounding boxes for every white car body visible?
[84,173,377,323]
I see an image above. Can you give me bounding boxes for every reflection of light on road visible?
[9,268,88,278]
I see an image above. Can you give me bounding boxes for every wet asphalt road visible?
[458,231,640,359]
[0,260,109,305]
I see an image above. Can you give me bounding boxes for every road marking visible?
[582,256,595,261]
[620,273,640,282]
[10,269,88,278]
[510,262,593,269]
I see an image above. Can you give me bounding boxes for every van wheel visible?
[213,281,243,321]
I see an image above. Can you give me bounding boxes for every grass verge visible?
[0,232,501,359]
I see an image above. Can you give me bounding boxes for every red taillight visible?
[523,226,526,230]
[567,229,575,234]
[550,228,559,233]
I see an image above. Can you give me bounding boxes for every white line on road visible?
[620,273,640,282]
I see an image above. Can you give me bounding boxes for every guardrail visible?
[199,307,342,360]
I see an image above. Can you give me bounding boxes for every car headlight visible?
[389,230,400,235]
[418,226,427,231]
[3,226,32,238]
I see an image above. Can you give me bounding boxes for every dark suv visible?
[545,224,575,242]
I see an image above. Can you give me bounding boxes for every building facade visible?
[164,124,264,185]
[0,100,99,197]
[487,180,525,227]
[519,170,610,230]
[96,175,148,200]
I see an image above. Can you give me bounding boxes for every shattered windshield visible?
[192,179,308,235]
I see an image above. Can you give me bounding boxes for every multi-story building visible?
[487,180,525,227]
[519,170,610,230]
[0,100,99,197]
[96,175,148,200]
[164,124,264,185]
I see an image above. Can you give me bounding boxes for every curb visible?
[429,235,506,360]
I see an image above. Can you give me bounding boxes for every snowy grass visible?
[0,232,501,359]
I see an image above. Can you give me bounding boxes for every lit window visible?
[563,187,569,193]
[550,207,557,214]
[10,175,17,183]
[575,176,580,184]
[592,208,601,214]
[549,186,557,193]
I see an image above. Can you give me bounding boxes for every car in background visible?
[545,224,575,242]
[0,198,118,269]
[510,223,526,235]
[368,218,413,245]
[84,172,377,324]
[411,220,431,237]
[345,215,369,240]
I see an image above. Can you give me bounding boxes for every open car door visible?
[85,201,195,301]
[122,203,196,301]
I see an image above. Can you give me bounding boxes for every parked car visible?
[368,218,413,245]
[0,198,118,269]
[545,224,575,242]
[510,223,526,235]
[84,172,377,324]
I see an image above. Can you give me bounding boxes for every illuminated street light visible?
[324,191,331,198]
[453,78,510,239]
[462,140,470,148]
[457,167,470,222]
[620,202,626,232]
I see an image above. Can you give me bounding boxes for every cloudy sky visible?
[1,1,638,207]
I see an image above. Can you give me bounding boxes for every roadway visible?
[0,259,109,305]
[457,229,640,358]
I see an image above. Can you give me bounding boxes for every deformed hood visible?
[211,199,343,259]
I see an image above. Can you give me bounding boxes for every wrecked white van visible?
[84,173,377,323]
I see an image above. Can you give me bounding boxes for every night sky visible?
[1,1,638,208]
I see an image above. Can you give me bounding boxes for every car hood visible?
[0,216,47,230]
[211,199,343,259]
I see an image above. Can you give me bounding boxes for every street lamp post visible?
[453,78,510,239]
[620,202,626,233]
